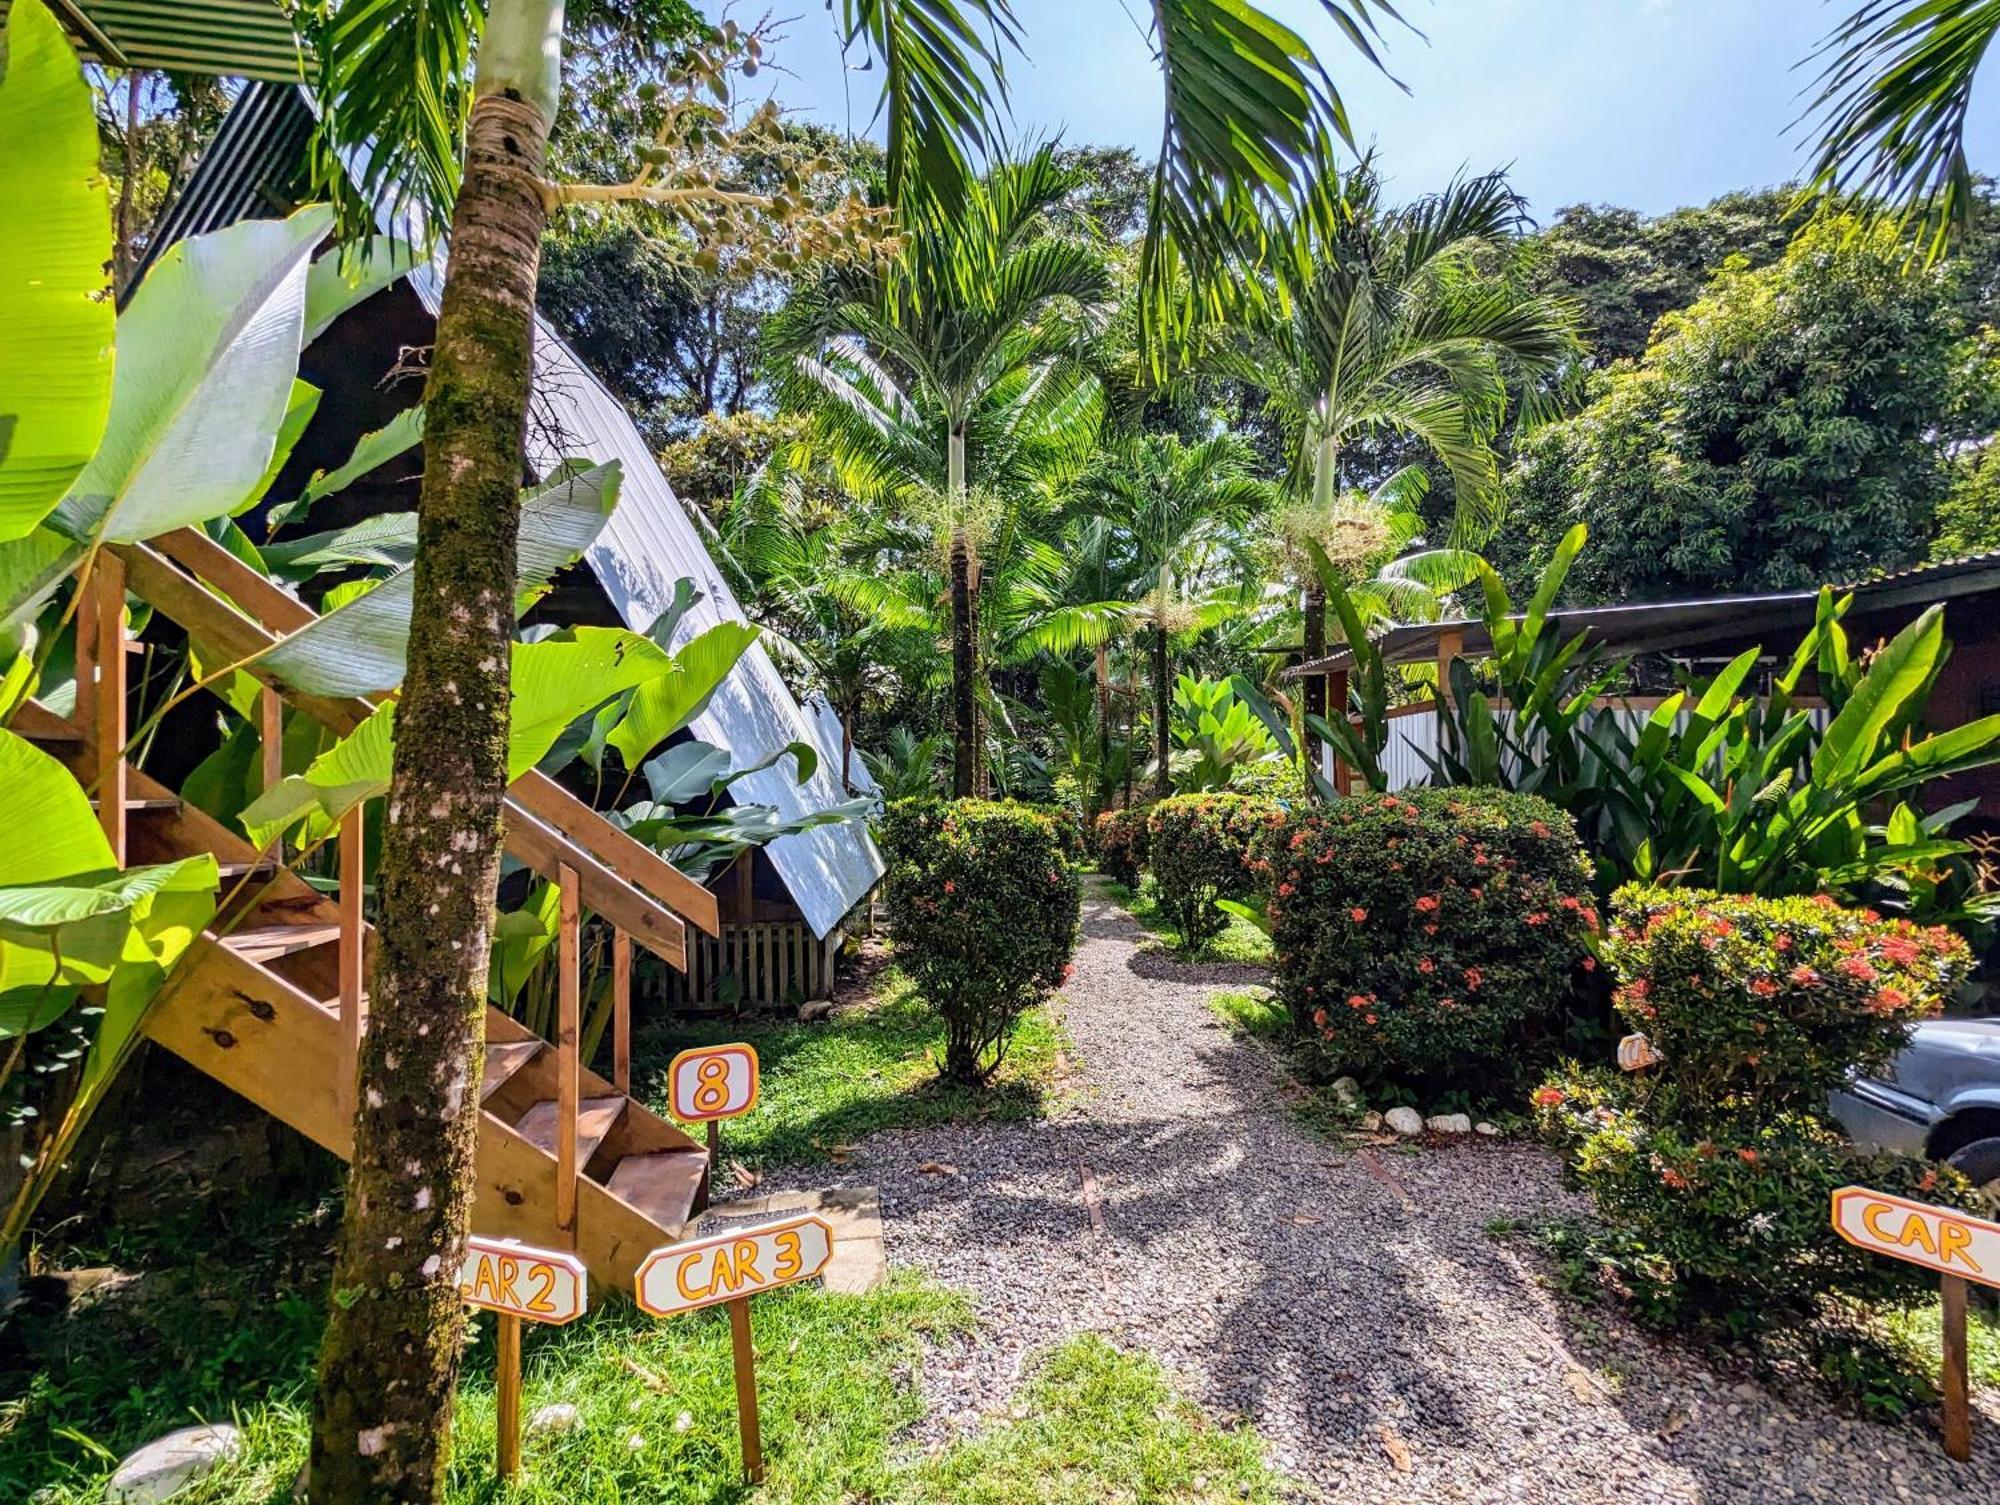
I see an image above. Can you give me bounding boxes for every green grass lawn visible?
[629,964,1069,1171]
[4,1159,1285,1505]
[1099,878,1274,966]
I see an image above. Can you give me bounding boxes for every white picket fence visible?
[1326,697,1831,793]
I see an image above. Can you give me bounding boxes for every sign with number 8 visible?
[669,1043,760,1123]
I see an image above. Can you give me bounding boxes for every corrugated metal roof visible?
[16,0,307,81]
[145,83,884,937]
[1291,552,2000,678]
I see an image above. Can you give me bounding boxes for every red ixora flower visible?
[1748,977,1779,998]
[1867,986,1911,1015]
[1525,912,1548,926]
[1278,882,1296,898]
[1529,820,1552,839]
[1415,894,1440,913]
[1736,1148,1759,1165]
[1347,994,1369,1010]
[1581,956,1597,972]
[1878,935,1921,966]
[1418,957,1435,974]
[1839,956,1878,982]
[1532,1086,1566,1108]
[943,880,956,895]
[1350,906,1369,923]
[1312,1007,1328,1027]
[1659,1167,1692,1190]
[1789,964,1821,987]
[1463,967,1484,989]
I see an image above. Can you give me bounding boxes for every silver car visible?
[1831,1016,2000,1190]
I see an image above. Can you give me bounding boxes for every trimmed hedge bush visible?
[1255,789,1597,1092]
[1148,793,1280,954]
[1535,886,1983,1348]
[1093,806,1152,889]
[879,798,1081,1084]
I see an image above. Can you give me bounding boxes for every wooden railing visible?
[78,528,724,1197]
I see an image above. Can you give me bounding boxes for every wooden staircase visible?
[32,527,729,1293]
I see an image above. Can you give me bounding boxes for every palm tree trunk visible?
[1151,623,1171,799]
[308,5,562,1499]
[1301,585,1327,774]
[949,531,976,799]
[1093,638,1111,813]
[841,695,856,791]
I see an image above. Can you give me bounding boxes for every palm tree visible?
[1213,164,1578,758]
[285,1,1413,1493]
[1075,432,1271,796]
[1799,0,2000,262]
[771,147,1113,793]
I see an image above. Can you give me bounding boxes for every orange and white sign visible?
[668,1043,759,1123]
[1832,1186,2000,1288]
[634,1214,834,1317]
[458,1236,589,1324]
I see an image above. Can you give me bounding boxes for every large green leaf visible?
[253,460,620,696]
[49,206,333,545]
[240,626,677,847]
[1812,604,1944,787]
[0,0,113,541]
[265,403,424,534]
[0,725,110,882]
[0,527,80,629]
[604,621,760,771]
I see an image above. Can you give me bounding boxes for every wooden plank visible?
[73,562,97,755]
[95,552,127,864]
[556,863,581,1237]
[259,685,284,792]
[496,1314,522,1481]
[1943,1274,1971,1462]
[339,811,365,1119]
[514,770,720,937]
[613,929,632,1096]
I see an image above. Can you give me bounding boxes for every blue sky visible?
[748,0,2000,220]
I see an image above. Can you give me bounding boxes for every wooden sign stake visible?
[457,1235,589,1486]
[728,1297,763,1482]
[1942,1273,1970,1463]
[496,1312,524,1482]
[1832,1185,1998,1461]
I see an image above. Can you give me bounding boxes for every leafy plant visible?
[1146,793,1277,954]
[1092,806,1152,889]
[1536,886,1986,1360]
[1257,789,1597,1096]
[879,799,1079,1085]
[0,729,218,1260]
[863,726,950,801]
[1168,675,1280,792]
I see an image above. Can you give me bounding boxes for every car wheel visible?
[1946,1136,2000,1195]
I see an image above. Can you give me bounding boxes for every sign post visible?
[457,1235,589,1482]
[667,1043,760,1208]
[1832,1185,2000,1461]
[634,1213,835,1481]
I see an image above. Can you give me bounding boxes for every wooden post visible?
[95,552,128,864]
[496,1312,523,1482]
[338,810,365,1122]
[699,1119,718,1213]
[1942,1273,1970,1462]
[728,1297,763,1482]
[613,929,632,1096]
[1329,667,1353,796]
[259,685,284,788]
[1436,627,1464,694]
[73,561,97,752]
[556,863,580,1238]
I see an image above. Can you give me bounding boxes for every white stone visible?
[107,1424,242,1504]
[1426,1113,1474,1135]
[1474,1121,1500,1137]
[1384,1106,1425,1136]
[1330,1076,1363,1109]
[528,1402,580,1435]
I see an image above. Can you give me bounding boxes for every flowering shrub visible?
[879,798,1081,1085]
[1534,886,1982,1347]
[1093,806,1152,889]
[1147,793,1279,954]
[1255,789,1597,1093]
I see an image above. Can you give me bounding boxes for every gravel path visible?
[773,884,1992,1503]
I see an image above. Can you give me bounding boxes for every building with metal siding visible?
[144,82,884,944]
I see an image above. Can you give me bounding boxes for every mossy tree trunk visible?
[307,6,562,1500]
[1151,623,1172,800]
[947,423,977,799]
[1301,585,1327,774]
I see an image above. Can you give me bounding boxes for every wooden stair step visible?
[605,1150,708,1232]
[513,1096,625,1164]
[219,923,341,962]
[90,796,182,814]
[20,723,82,745]
[216,860,280,881]
[481,1040,544,1100]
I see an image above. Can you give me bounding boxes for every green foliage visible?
[1258,789,1597,1095]
[879,799,1080,1084]
[863,726,949,801]
[1168,675,1280,792]
[0,0,113,540]
[1092,806,1152,888]
[1535,886,1984,1353]
[1932,438,2000,558]
[1502,220,1969,601]
[1146,793,1278,955]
